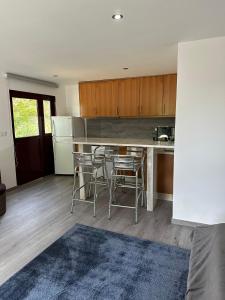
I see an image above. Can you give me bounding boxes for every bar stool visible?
[94,145,119,159]
[93,145,119,180]
[71,152,108,217]
[108,148,145,224]
[127,146,146,207]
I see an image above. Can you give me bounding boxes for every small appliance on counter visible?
[153,126,175,142]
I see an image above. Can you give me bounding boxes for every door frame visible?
[9,90,56,185]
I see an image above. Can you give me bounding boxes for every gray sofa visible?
[186,223,225,300]
[0,172,6,216]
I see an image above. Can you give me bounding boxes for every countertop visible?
[71,137,175,149]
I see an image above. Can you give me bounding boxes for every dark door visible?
[10,90,56,185]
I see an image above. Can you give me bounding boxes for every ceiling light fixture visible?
[112,14,123,20]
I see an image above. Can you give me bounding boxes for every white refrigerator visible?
[52,116,85,174]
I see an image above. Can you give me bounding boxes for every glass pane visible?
[12,98,39,138]
[43,100,52,134]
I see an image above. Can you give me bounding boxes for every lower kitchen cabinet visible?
[157,152,174,195]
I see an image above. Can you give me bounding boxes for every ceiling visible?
[0,0,225,84]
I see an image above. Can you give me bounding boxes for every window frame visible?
[11,97,40,138]
[9,90,56,140]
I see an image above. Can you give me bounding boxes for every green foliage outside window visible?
[43,100,52,134]
[12,98,39,138]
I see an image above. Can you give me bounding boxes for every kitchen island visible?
[71,137,174,211]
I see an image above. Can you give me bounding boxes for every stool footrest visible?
[110,204,136,209]
[72,198,94,204]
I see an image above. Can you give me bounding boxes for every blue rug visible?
[0,224,190,300]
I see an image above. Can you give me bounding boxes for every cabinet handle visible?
[117,107,119,115]
[140,105,142,114]
[163,103,165,115]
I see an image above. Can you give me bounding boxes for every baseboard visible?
[6,176,46,192]
[157,193,173,201]
[6,186,17,192]
[172,218,205,227]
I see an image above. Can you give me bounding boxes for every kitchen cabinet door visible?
[157,153,174,194]
[118,78,140,117]
[79,82,96,117]
[95,80,118,117]
[140,76,163,116]
[163,74,177,116]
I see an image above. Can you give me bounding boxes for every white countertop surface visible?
[71,137,174,149]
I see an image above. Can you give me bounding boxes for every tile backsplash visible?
[86,117,175,139]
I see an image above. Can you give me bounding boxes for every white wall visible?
[0,76,67,189]
[65,83,80,117]
[0,78,17,189]
[173,36,225,224]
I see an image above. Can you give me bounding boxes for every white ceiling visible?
[0,0,225,83]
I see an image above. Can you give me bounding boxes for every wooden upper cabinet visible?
[79,82,96,117]
[140,76,163,116]
[163,74,177,116]
[95,80,118,117]
[79,74,177,118]
[118,78,140,117]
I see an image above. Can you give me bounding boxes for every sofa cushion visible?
[186,223,225,300]
[0,183,6,195]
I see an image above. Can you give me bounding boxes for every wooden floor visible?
[0,175,193,286]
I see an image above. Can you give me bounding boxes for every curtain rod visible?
[5,73,59,88]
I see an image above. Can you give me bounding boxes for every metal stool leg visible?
[86,155,94,200]
[93,169,98,217]
[135,170,139,224]
[112,169,118,204]
[141,165,145,207]
[71,187,80,214]
[102,164,105,180]
[104,164,110,190]
[108,171,114,219]
[88,180,92,198]
[71,200,75,214]
[71,167,78,213]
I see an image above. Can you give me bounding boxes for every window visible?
[12,98,39,138]
[43,100,52,134]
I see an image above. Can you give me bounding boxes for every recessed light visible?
[123,67,128,70]
[112,14,123,20]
